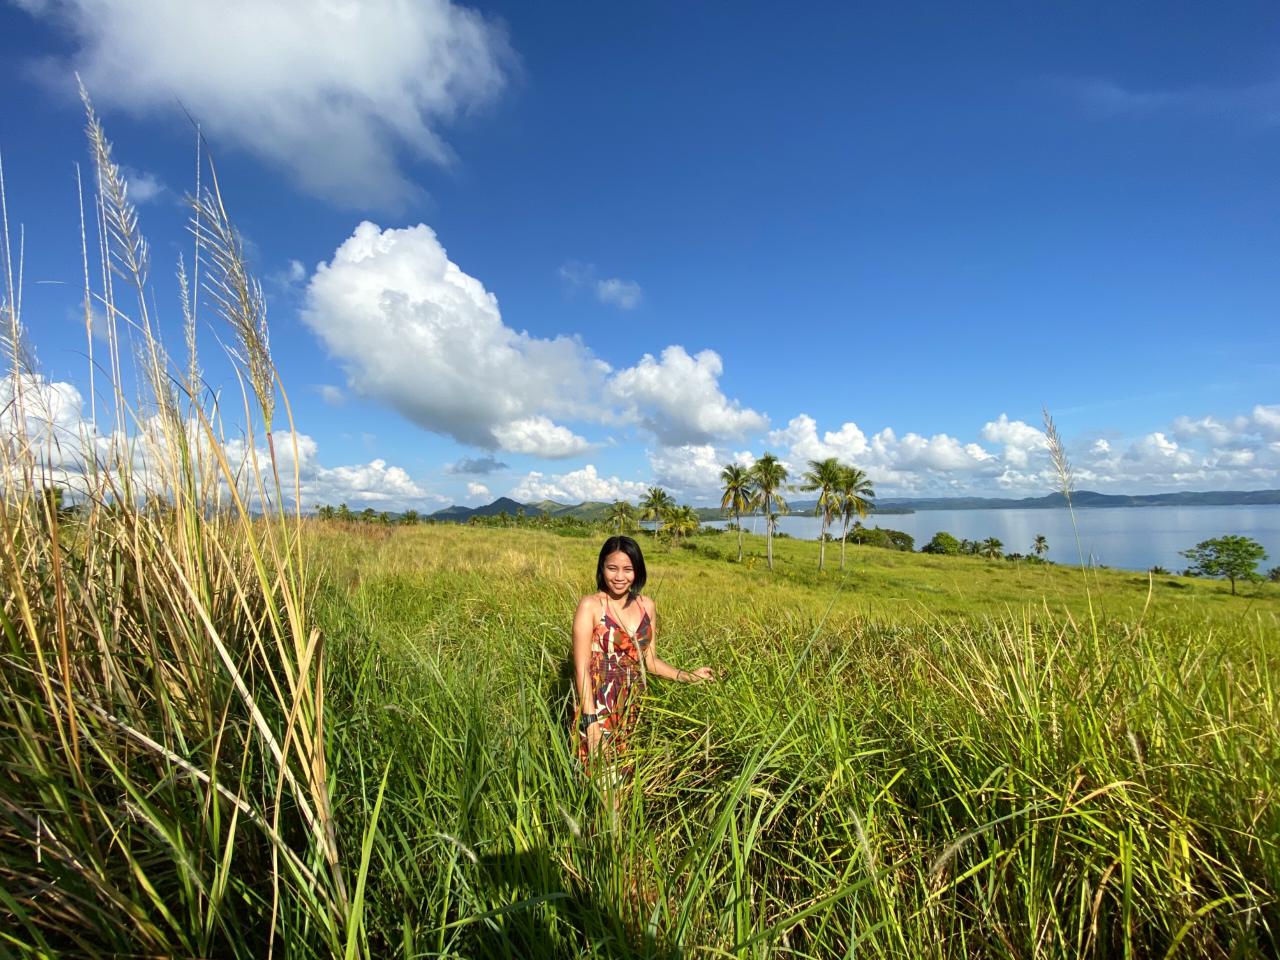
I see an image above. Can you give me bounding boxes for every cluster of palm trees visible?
[720,453,875,571]
[607,491,701,546]
[315,503,421,525]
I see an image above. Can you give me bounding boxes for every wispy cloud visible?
[559,260,643,310]
[447,455,509,475]
[1054,75,1280,124]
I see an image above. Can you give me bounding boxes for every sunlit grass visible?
[315,523,1279,957]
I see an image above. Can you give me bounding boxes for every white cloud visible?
[649,443,723,496]
[304,222,760,458]
[611,346,767,445]
[466,481,490,500]
[980,414,1047,467]
[1126,432,1194,468]
[767,414,869,465]
[24,0,511,209]
[595,277,642,309]
[1173,414,1242,447]
[317,384,345,406]
[508,465,648,504]
[121,166,168,204]
[1253,404,1280,439]
[491,416,592,459]
[303,222,602,457]
[559,261,643,309]
[1,373,437,509]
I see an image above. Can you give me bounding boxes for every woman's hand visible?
[684,666,716,682]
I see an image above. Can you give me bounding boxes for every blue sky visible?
[3,0,1278,508]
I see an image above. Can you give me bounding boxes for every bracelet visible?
[579,713,598,732]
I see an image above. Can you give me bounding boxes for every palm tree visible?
[981,537,1004,560]
[401,509,421,525]
[749,453,788,571]
[665,504,700,546]
[1032,534,1048,559]
[316,504,336,521]
[800,457,844,571]
[836,465,875,570]
[719,463,754,562]
[639,486,675,539]
[607,499,637,534]
[336,502,352,522]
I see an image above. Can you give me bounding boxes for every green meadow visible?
[303,523,1280,957]
[3,101,1279,958]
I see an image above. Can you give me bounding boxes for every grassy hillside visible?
[308,523,1279,957]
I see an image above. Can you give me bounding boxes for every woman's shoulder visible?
[637,594,657,614]
[576,592,606,611]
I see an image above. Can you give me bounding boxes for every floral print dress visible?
[577,596,650,768]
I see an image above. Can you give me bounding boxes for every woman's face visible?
[602,550,636,597]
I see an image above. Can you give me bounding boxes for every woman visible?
[573,535,715,771]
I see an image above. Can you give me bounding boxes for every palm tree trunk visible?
[818,517,826,571]
[840,518,848,570]
[766,499,774,570]
[736,509,743,561]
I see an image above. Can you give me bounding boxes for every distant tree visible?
[1149,565,1170,575]
[640,487,675,539]
[749,453,789,571]
[377,511,391,525]
[921,531,961,555]
[848,525,913,552]
[360,507,376,523]
[835,466,875,570]
[799,457,845,572]
[1268,566,1280,583]
[337,502,352,522]
[607,500,637,534]
[665,504,700,545]
[1032,534,1049,559]
[1180,535,1268,595]
[316,504,336,521]
[401,509,420,525]
[981,537,1004,560]
[719,463,754,562]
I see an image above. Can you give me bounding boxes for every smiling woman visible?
[572,535,715,785]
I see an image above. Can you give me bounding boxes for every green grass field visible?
[306,522,1280,957]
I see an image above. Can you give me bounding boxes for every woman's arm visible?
[641,597,716,682]
[572,597,598,713]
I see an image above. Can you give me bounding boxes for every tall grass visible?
[0,98,355,957]
[315,525,1278,958]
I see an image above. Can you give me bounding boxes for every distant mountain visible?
[784,499,913,515]
[429,496,525,521]
[431,497,615,522]
[876,489,1280,510]
[427,489,1280,524]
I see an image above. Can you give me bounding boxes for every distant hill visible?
[877,489,1280,510]
[785,499,913,515]
[426,489,1280,524]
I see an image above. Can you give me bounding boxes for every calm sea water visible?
[709,505,1280,573]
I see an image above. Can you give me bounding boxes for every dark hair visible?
[595,535,647,598]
